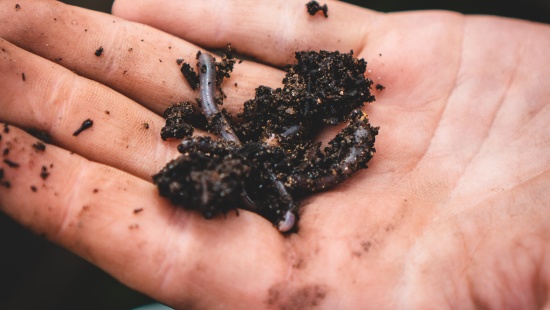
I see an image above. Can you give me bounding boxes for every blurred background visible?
[1,1,549,310]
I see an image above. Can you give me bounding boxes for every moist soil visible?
[154,48,378,231]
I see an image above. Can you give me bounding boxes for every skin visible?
[0,0,549,308]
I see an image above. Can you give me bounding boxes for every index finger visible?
[112,0,381,66]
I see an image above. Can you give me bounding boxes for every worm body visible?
[198,53,241,143]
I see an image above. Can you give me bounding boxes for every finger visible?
[0,0,285,114]
[0,124,287,308]
[0,38,180,179]
[112,0,382,66]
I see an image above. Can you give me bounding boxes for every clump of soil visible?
[306,1,328,18]
[154,48,378,232]
[73,119,93,136]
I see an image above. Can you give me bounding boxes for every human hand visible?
[1,0,550,308]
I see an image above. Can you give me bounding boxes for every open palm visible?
[1,0,549,308]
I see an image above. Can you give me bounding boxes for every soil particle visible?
[105,110,110,115]
[3,159,19,168]
[180,62,199,90]
[376,84,385,91]
[40,165,50,180]
[176,58,184,65]
[143,123,149,129]
[22,72,26,81]
[133,208,144,214]
[32,141,46,152]
[26,128,52,143]
[160,102,202,140]
[306,1,328,18]
[73,119,93,136]
[94,46,103,57]
[30,185,37,192]
[15,4,20,10]
[267,283,328,309]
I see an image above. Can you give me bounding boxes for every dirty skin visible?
[154,47,378,233]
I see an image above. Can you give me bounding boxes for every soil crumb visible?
[26,128,52,143]
[32,141,46,152]
[40,165,50,180]
[95,46,104,57]
[306,1,328,17]
[3,159,20,168]
[73,119,93,136]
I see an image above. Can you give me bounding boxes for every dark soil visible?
[73,119,93,136]
[26,128,52,143]
[94,46,103,57]
[40,166,50,180]
[155,49,378,232]
[306,1,328,17]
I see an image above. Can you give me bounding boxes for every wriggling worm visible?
[196,53,297,232]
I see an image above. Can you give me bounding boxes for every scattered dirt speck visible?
[376,84,385,91]
[73,119,93,136]
[93,188,99,193]
[306,1,328,18]
[3,159,19,168]
[40,165,50,180]
[22,72,26,81]
[26,128,52,143]
[133,208,144,214]
[30,185,37,192]
[267,283,328,309]
[95,46,104,57]
[15,4,20,10]
[32,141,46,152]
[143,123,149,129]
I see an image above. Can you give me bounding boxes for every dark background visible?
[1,1,549,310]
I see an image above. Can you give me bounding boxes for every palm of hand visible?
[0,0,549,308]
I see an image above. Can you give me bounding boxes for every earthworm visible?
[289,109,377,192]
[198,53,241,143]
[197,52,296,232]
